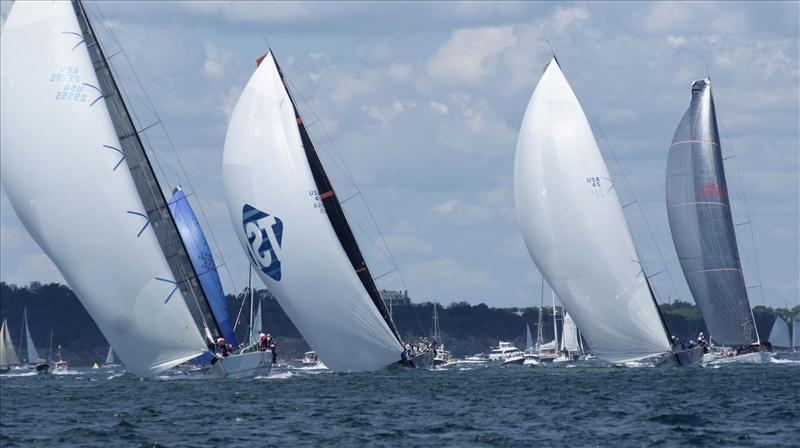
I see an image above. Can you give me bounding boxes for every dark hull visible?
[655,346,704,367]
[35,363,50,374]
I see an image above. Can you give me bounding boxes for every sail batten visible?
[665,79,758,346]
[513,58,672,364]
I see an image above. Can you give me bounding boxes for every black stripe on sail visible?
[270,52,402,344]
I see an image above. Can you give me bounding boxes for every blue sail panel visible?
[169,188,237,348]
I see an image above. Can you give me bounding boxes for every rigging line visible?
[585,110,682,303]
[717,116,766,306]
[89,3,241,297]
[232,271,251,333]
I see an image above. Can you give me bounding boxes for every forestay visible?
[514,57,672,364]
[223,52,403,372]
[768,317,791,349]
[0,1,207,376]
[666,79,758,347]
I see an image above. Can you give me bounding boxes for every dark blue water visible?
[2,361,799,447]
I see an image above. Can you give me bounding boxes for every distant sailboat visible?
[0,320,19,374]
[558,312,583,361]
[768,317,791,350]
[794,318,800,352]
[0,1,268,378]
[431,303,451,366]
[104,346,120,368]
[665,79,769,364]
[21,309,49,373]
[223,50,430,371]
[514,57,701,366]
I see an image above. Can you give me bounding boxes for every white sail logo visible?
[242,204,283,281]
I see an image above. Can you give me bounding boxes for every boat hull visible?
[34,362,50,374]
[208,351,272,379]
[409,350,434,369]
[654,346,704,367]
[501,355,526,365]
[707,351,772,365]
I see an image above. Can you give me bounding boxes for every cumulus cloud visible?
[426,25,516,83]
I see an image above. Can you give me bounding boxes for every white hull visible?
[207,351,272,379]
[706,351,772,365]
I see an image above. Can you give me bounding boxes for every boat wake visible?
[51,369,81,375]
[258,371,294,380]
[2,371,38,378]
[770,357,800,364]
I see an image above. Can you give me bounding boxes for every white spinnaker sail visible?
[250,300,262,344]
[223,52,403,372]
[105,346,115,365]
[23,309,40,363]
[0,320,20,367]
[514,58,672,364]
[560,312,580,353]
[768,317,791,349]
[0,1,207,377]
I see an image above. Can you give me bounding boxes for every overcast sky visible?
[1,1,798,309]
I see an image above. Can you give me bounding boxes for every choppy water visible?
[1,360,799,447]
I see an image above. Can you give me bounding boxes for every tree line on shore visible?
[1,282,796,365]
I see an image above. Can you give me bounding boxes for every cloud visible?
[552,6,589,33]
[203,42,231,78]
[429,101,448,114]
[426,25,516,83]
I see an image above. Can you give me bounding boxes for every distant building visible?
[380,289,411,308]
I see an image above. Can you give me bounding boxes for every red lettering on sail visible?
[699,183,724,198]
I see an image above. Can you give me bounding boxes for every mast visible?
[536,278,544,350]
[248,265,254,344]
[270,52,401,344]
[71,0,221,343]
[48,331,53,363]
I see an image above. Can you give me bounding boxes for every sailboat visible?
[522,323,538,365]
[21,309,49,373]
[431,303,451,366]
[665,79,770,364]
[768,317,791,351]
[0,1,268,378]
[556,312,584,362]
[222,50,431,371]
[514,56,702,367]
[0,320,19,374]
[795,318,800,352]
[104,346,121,368]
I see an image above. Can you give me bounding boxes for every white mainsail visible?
[514,57,672,364]
[768,317,791,349]
[223,52,403,372]
[105,346,115,365]
[0,1,207,377]
[0,320,20,367]
[23,309,40,364]
[250,299,262,345]
[560,312,581,353]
